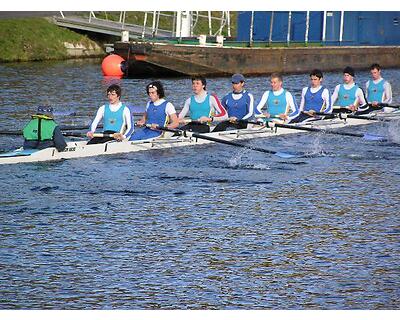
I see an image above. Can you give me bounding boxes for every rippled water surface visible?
[0,60,400,309]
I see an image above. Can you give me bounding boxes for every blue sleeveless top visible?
[367,79,385,102]
[336,84,359,107]
[223,91,250,119]
[103,103,126,132]
[146,100,168,127]
[267,90,288,117]
[189,94,210,120]
[304,86,326,112]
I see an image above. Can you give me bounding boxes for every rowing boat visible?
[0,114,397,165]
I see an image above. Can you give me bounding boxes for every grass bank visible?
[0,17,103,62]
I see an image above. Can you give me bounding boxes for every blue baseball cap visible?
[231,73,245,83]
[37,105,54,116]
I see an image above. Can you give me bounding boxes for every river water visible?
[0,59,399,309]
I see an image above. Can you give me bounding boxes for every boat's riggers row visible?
[241,118,387,141]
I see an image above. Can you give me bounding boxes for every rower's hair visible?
[107,84,121,97]
[310,69,323,79]
[146,81,165,98]
[270,72,283,82]
[192,75,207,89]
[370,63,381,71]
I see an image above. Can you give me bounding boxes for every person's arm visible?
[53,126,67,151]
[209,94,227,122]
[178,98,191,122]
[87,105,105,138]
[165,102,180,129]
[365,80,370,101]
[331,85,340,107]
[299,87,307,113]
[255,91,269,116]
[286,92,299,122]
[121,106,133,139]
[383,81,393,104]
[322,88,332,114]
[355,87,366,106]
[242,93,254,120]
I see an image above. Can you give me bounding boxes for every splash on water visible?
[387,119,400,144]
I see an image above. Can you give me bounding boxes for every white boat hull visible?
[0,116,393,165]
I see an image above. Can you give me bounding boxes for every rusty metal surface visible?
[114,41,400,77]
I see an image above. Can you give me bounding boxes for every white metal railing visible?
[58,11,232,39]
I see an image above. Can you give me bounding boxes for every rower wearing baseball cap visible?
[331,66,366,112]
[213,73,254,132]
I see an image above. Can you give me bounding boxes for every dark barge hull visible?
[113,41,400,78]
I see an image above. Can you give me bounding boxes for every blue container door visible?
[324,11,341,45]
[357,12,378,45]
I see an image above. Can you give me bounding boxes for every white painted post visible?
[305,11,310,45]
[339,11,344,43]
[175,11,191,38]
[226,11,231,37]
[208,11,212,36]
[198,34,207,46]
[322,11,327,43]
[287,11,292,45]
[269,12,274,45]
[142,12,148,39]
[249,11,254,46]
[152,11,156,37]
[121,31,129,42]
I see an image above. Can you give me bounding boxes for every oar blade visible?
[274,151,298,159]
[363,133,386,141]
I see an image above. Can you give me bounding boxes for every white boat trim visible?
[0,115,396,165]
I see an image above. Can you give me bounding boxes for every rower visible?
[255,72,298,123]
[23,106,67,152]
[362,63,393,114]
[290,69,332,123]
[129,81,179,141]
[178,75,227,133]
[86,84,132,144]
[212,73,254,132]
[331,66,366,113]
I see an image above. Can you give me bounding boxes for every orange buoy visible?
[101,54,125,77]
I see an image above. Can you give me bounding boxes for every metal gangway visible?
[54,11,231,40]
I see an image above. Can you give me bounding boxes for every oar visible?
[315,111,395,122]
[62,132,114,138]
[270,122,387,141]
[156,126,298,158]
[0,125,103,136]
[371,103,400,109]
[0,130,21,136]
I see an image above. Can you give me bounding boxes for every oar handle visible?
[0,130,22,135]
[304,111,337,119]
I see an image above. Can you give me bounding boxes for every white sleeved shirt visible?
[331,83,366,107]
[90,102,132,138]
[255,88,299,121]
[179,92,228,121]
[365,78,393,104]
